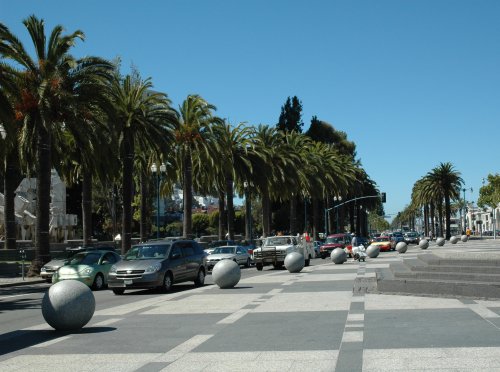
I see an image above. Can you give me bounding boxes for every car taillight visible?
[248,250,253,254]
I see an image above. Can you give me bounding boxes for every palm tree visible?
[425,162,463,239]
[170,95,222,238]
[0,16,110,273]
[107,71,174,253]
[0,58,21,250]
[208,121,253,240]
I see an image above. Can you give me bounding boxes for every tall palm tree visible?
[107,71,174,253]
[425,162,463,239]
[0,16,110,273]
[170,95,222,238]
[208,121,253,240]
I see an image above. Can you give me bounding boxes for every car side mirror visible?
[171,252,181,260]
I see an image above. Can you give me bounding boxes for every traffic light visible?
[381,192,386,203]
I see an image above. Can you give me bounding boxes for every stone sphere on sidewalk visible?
[366,245,380,258]
[450,236,459,244]
[212,259,241,289]
[436,237,445,246]
[42,280,95,331]
[285,252,305,273]
[461,235,468,242]
[419,239,429,249]
[331,248,347,264]
[396,242,408,253]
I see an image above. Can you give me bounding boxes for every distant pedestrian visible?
[351,233,358,247]
[429,231,433,241]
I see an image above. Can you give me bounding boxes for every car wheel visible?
[162,272,173,292]
[245,258,250,268]
[92,273,104,290]
[45,278,52,283]
[194,268,205,287]
[256,263,263,271]
[112,288,125,295]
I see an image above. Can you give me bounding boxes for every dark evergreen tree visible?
[305,116,356,158]
[277,96,303,133]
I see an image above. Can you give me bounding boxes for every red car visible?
[319,233,351,259]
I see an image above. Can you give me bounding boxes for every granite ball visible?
[419,239,429,249]
[461,235,468,242]
[42,280,95,331]
[450,236,459,244]
[396,242,408,253]
[436,237,445,246]
[212,259,241,288]
[331,248,347,264]
[285,252,305,273]
[366,245,380,258]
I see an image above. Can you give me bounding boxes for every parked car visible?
[369,236,393,252]
[319,233,351,259]
[107,240,207,295]
[40,245,116,283]
[205,240,236,255]
[313,241,323,258]
[404,231,420,244]
[206,245,252,270]
[390,232,405,249]
[52,250,121,290]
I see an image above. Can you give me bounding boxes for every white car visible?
[206,246,252,270]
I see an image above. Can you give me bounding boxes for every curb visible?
[0,279,46,288]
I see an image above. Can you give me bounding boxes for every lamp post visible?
[334,196,342,233]
[151,162,166,239]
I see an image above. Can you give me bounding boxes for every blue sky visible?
[3,0,500,219]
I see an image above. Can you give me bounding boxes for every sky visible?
[3,0,500,220]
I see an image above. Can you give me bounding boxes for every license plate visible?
[124,279,133,285]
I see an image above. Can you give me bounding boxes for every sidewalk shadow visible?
[0,327,115,356]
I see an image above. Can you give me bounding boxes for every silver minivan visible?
[107,240,207,295]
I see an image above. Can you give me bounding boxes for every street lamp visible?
[151,162,166,239]
[334,196,342,233]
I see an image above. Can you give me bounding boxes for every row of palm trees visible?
[1,16,380,275]
[393,162,463,239]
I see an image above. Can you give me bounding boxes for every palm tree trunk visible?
[289,194,297,235]
[182,150,193,238]
[4,150,18,250]
[445,195,451,239]
[424,205,429,236]
[262,187,271,237]
[121,129,134,255]
[218,192,225,239]
[226,175,234,240]
[82,169,92,246]
[29,124,51,275]
[139,171,148,242]
[312,197,319,241]
[430,203,436,237]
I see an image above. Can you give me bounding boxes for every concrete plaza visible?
[2,239,500,371]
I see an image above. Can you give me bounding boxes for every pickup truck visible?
[253,235,315,271]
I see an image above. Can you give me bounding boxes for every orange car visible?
[369,236,393,252]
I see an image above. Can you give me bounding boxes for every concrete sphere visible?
[42,280,95,331]
[450,236,459,244]
[212,259,241,289]
[366,245,380,258]
[419,239,429,250]
[396,242,408,253]
[285,252,305,273]
[330,248,347,264]
[436,237,445,246]
[461,235,468,242]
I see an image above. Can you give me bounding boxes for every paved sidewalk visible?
[1,239,500,371]
[0,276,45,287]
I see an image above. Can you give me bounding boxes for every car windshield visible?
[266,237,292,245]
[326,236,344,244]
[406,232,417,237]
[124,245,170,260]
[69,252,101,265]
[375,237,390,242]
[212,247,236,254]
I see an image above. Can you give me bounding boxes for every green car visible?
[52,250,121,290]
